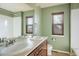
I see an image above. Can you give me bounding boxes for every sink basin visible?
[0,39,34,56]
[0,36,46,56]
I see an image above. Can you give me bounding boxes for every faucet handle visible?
[5,41,9,47]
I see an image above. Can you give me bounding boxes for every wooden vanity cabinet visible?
[28,40,47,56]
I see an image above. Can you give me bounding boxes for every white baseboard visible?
[52,49,70,55]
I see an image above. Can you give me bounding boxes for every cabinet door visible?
[38,49,47,56]
[28,40,47,56]
[28,52,35,56]
[37,41,47,56]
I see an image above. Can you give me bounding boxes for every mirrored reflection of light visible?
[5,20,8,27]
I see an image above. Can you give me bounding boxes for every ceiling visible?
[35,3,65,8]
[0,3,65,12]
[0,3,33,12]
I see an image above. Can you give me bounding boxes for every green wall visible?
[19,3,79,52]
[23,10,34,35]
[22,9,42,35]
[34,6,42,35]
[1,3,79,53]
[1,3,79,52]
[14,12,21,17]
[12,10,34,35]
[15,4,70,52]
[0,4,70,52]
[41,4,70,52]
[0,8,14,17]
[71,3,79,9]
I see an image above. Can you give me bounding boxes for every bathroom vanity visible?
[28,39,47,56]
[0,36,48,56]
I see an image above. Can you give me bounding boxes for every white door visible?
[71,9,79,56]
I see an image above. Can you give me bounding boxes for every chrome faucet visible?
[0,37,16,47]
[0,38,5,43]
[5,39,16,47]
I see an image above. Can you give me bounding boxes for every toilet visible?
[48,44,53,56]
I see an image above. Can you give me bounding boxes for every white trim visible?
[52,49,70,55]
[51,35,64,38]
[71,8,79,10]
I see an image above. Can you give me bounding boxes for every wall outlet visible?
[53,38,56,41]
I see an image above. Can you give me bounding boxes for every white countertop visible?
[0,36,48,56]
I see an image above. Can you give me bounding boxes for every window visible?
[26,16,33,34]
[52,12,64,35]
